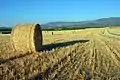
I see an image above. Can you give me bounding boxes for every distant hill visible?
[42,17,120,29]
[0,26,12,31]
[0,25,7,29]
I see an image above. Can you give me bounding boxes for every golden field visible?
[0,27,120,80]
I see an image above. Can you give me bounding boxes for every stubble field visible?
[0,27,120,80]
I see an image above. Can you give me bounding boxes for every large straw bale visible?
[11,24,42,52]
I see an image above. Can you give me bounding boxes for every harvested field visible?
[0,27,120,80]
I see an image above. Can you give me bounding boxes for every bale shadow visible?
[0,52,32,65]
[42,39,89,51]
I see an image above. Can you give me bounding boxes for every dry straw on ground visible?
[11,24,43,52]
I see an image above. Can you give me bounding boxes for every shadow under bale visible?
[42,40,89,51]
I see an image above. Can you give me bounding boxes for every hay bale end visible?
[11,24,43,52]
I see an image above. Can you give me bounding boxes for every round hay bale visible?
[11,24,43,52]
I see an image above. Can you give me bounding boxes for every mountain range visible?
[41,17,120,29]
[1,17,120,29]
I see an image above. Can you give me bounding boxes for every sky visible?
[0,0,120,27]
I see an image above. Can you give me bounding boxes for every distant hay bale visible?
[52,32,53,35]
[11,24,43,52]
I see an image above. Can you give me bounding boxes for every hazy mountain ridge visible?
[42,17,120,28]
[1,17,120,29]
